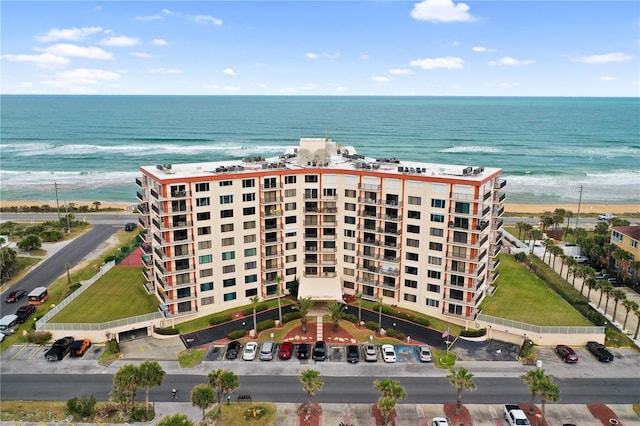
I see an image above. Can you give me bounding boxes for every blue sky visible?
[2,1,638,96]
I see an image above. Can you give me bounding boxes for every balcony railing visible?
[302,271,338,278]
[136,177,143,187]
[357,197,380,205]
[262,249,283,258]
[358,183,380,191]
[158,190,191,200]
[450,192,480,202]
[495,178,507,189]
[157,220,193,231]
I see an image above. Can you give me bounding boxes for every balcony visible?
[264,222,283,231]
[491,218,504,230]
[155,263,196,276]
[157,220,193,231]
[358,237,382,246]
[165,293,198,303]
[261,183,283,189]
[495,178,507,189]
[262,237,283,245]
[383,214,401,222]
[137,203,149,215]
[380,199,402,208]
[319,246,337,253]
[138,216,149,228]
[450,192,480,202]
[263,210,283,217]
[262,249,283,258]
[358,210,379,218]
[358,183,380,191]
[356,264,400,277]
[136,191,144,201]
[158,189,191,200]
[357,197,380,205]
[382,255,400,263]
[444,296,476,307]
[161,250,194,262]
[136,177,143,187]
[262,196,283,203]
[142,254,153,267]
[445,266,474,277]
[491,258,500,270]
[357,251,379,260]
[263,262,284,271]
[302,271,337,278]
[157,204,192,216]
[154,234,194,246]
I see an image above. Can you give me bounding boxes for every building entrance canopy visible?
[298,276,343,302]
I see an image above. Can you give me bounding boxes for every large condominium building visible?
[136,138,505,324]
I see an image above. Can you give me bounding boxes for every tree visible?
[622,299,639,330]
[611,289,626,321]
[373,378,407,426]
[634,307,640,340]
[92,201,101,211]
[250,295,260,332]
[65,262,72,284]
[520,368,547,415]
[191,385,216,421]
[377,296,384,334]
[629,260,640,286]
[515,221,528,240]
[296,297,314,334]
[558,255,569,277]
[299,369,323,417]
[538,376,560,424]
[529,229,543,254]
[612,248,632,280]
[325,301,345,332]
[355,292,363,324]
[564,210,573,229]
[602,282,614,315]
[18,234,41,251]
[111,363,138,413]
[276,275,283,324]
[446,367,476,415]
[137,360,165,413]
[597,280,611,309]
[377,397,396,426]
[207,369,239,414]
[579,266,595,295]
[564,257,577,281]
[156,413,194,426]
[541,238,554,264]
[0,246,18,282]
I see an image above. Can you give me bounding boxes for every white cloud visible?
[148,68,183,74]
[222,68,235,75]
[131,52,156,58]
[153,39,168,46]
[136,14,163,21]
[371,76,390,82]
[360,54,370,60]
[600,76,616,81]
[35,27,103,42]
[194,15,223,26]
[259,83,268,88]
[299,83,316,90]
[489,57,535,66]
[20,81,33,87]
[473,46,496,53]
[162,9,177,16]
[500,82,520,87]
[202,84,220,89]
[323,52,340,59]
[38,44,113,60]
[1,52,69,67]
[93,6,102,12]
[305,53,318,59]
[573,52,633,64]
[411,0,475,23]
[389,68,414,75]
[223,86,239,91]
[54,68,120,85]
[100,36,141,47]
[336,86,348,92]
[410,56,464,69]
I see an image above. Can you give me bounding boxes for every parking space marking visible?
[9,344,28,360]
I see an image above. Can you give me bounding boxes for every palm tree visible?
[612,247,632,280]
[633,307,640,340]
[541,238,554,263]
[446,367,476,415]
[299,369,323,417]
[137,361,165,413]
[92,200,101,211]
[296,297,314,334]
[629,260,640,286]
[539,212,554,232]
[191,385,216,421]
[622,300,639,330]
[373,379,407,426]
[515,221,528,240]
[602,282,615,315]
[355,292,364,324]
[569,265,580,289]
[377,397,396,426]
[207,369,239,413]
[529,229,543,255]
[580,266,595,295]
[377,296,384,334]
[550,245,563,268]
[250,295,260,332]
[65,262,71,284]
[111,363,138,413]
[520,368,546,415]
[564,210,573,229]
[586,277,598,300]
[325,301,345,332]
[597,280,611,309]
[276,275,283,324]
[558,255,569,277]
[521,223,533,243]
[565,257,577,281]
[538,376,560,424]
[611,289,626,321]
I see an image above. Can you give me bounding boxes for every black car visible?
[226,341,241,359]
[587,341,614,362]
[45,336,74,361]
[312,341,326,361]
[297,343,310,360]
[347,345,360,363]
[124,222,137,231]
[15,304,36,323]
[5,290,26,303]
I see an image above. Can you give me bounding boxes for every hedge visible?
[227,330,247,340]
[208,314,233,326]
[343,313,358,323]
[364,321,380,332]
[243,303,268,316]
[460,328,486,337]
[256,319,276,332]
[282,311,302,323]
[154,327,180,335]
[385,328,396,337]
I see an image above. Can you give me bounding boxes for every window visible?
[176,273,190,284]
[243,220,256,230]
[345,216,356,224]
[243,193,256,202]
[345,189,356,198]
[453,217,469,229]
[430,227,444,237]
[305,174,318,183]
[285,215,297,224]
[404,279,418,288]
[223,278,236,287]
[286,242,297,250]
[195,182,209,192]
[448,304,463,315]
[285,255,297,263]
[406,238,420,248]
[199,254,213,264]
[408,210,421,219]
[197,212,210,221]
[220,195,233,204]
[426,298,440,307]
[197,226,211,235]
[245,288,258,297]
[344,229,355,238]
[404,294,417,303]
[407,224,420,234]
[343,268,355,276]
[429,242,443,251]
[344,203,356,211]
[406,252,419,261]
[200,268,213,278]
[223,265,236,274]
[405,266,418,275]
[431,199,446,208]
[323,188,337,197]
[221,223,234,232]
[220,209,233,218]
[244,247,257,256]
[286,267,297,276]
[455,202,470,214]
[285,230,297,237]
[243,207,256,216]
[244,234,256,243]
[245,261,257,270]
[201,296,214,305]
[344,255,355,263]
[177,301,192,313]
[245,275,258,284]
[196,197,210,207]
[428,256,442,265]
[224,292,237,301]
[450,275,465,286]
[285,202,296,211]
[221,251,235,260]
[285,175,296,184]
[344,242,355,251]
[221,237,234,246]
[382,289,395,298]
[219,180,232,187]
[285,188,296,197]
[431,214,445,223]
[344,281,355,289]
[198,241,212,250]
[427,284,441,293]
[408,196,421,205]
[451,246,467,258]
[631,240,638,249]
[200,282,214,291]
[242,178,255,188]
[451,260,466,272]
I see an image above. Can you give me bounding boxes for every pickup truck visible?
[504,404,530,426]
[45,336,74,361]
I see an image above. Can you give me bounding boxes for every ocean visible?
[1,95,638,206]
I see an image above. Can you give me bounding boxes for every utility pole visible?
[64,200,71,233]
[575,185,583,227]
[54,181,61,222]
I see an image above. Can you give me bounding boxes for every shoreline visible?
[0,200,638,216]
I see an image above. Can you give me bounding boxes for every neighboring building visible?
[136,138,505,323]
[610,225,640,282]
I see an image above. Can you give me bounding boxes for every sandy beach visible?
[0,200,638,216]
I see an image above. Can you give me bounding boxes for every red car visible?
[5,290,26,303]
[279,342,293,360]
[556,344,578,363]
[70,339,92,357]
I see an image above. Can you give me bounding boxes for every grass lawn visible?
[211,402,276,426]
[480,254,591,326]
[49,266,157,323]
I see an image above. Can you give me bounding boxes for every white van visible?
[0,314,19,335]
[260,341,274,361]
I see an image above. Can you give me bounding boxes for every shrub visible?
[343,313,358,323]
[69,283,82,292]
[396,332,406,341]
[514,251,527,262]
[154,326,180,335]
[460,328,487,337]
[227,329,247,340]
[66,395,97,418]
[18,235,41,251]
[104,255,116,262]
[364,321,380,332]
[282,311,302,323]
[106,339,120,354]
[243,303,268,316]
[385,328,396,337]
[40,230,64,242]
[412,317,430,327]
[208,314,233,325]
[256,319,276,332]
[130,404,154,422]
[27,330,52,344]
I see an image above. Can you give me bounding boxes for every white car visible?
[418,345,432,362]
[364,343,378,362]
[598,213,614,221]
[381,344,397,363]
[432,417,449,426]
[242,342,258,361]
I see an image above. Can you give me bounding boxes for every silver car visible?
[418,345,432,362]
[364,343,378,362]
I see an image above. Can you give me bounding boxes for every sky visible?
[1,1,639,96]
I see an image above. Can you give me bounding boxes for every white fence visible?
[477,313,604,335]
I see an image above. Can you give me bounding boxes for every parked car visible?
[45,336,74,361]
[598,213,614,221]
[572,255,588,263]
[15,304,36,323]
[5,289,26,303]
[555,344,578,363]
[260,341,274,361]
[312,340,326,361]
[595,272,610,280]
[381,344,397,363]
[242,342,258,361]
[418,345,432,362]
[226,341,241,359]
[587,341,614,362]
[279,342,293,360]
[364,344,378,362]
[124,222,137,231]
[297,343,310,360]
[432,417,449,426]
[70,338,92,357]
[346,345,360,363]
[0,314,19,336]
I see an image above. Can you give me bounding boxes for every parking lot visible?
[2,342,104,363]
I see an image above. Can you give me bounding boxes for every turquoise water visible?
[1,95,638,205]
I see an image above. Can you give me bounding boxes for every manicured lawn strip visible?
[211,402,276,425]
[480,254,591,326]
[356,301,463,336]
[178,348,207,367]
[49,266,157,323]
